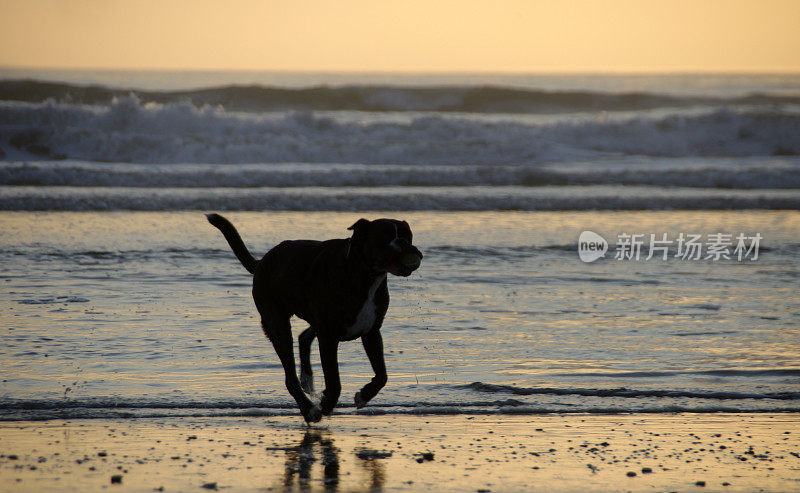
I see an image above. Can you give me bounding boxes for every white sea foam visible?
[1,96,798,164]
[2,159,799,189]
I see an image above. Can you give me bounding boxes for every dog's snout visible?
[403,244,422,259]
[399,252,421,270]
[398,245,422,272]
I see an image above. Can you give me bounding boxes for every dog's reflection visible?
[280,428,385,492]
[282,429,340,490]
[356,451,385,490]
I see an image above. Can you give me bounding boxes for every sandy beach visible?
[1,413,798,492]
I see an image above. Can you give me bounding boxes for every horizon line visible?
[3,65,800,76]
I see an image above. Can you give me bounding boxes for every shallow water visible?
[1,210,798,420]
[2,71,799,420]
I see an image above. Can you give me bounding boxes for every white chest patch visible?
[344,274,386,339]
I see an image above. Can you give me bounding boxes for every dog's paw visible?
[354,391,367,409]
[300,372,314,393]
[304,404,323,423]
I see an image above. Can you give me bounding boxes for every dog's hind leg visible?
[354,329,388,409]
[261,315,321,423]
[298,326,316,393]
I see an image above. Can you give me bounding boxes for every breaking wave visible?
[4,79,800,113]
[2,96,799,164]
[3,160,800,188]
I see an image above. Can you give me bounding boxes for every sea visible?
[1,69,799,421]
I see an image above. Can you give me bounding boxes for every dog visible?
[207,214,422,422]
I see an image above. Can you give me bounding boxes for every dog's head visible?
[348,218,423,277]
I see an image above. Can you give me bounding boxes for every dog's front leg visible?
[355,329,387,409]
[318,336,341,415]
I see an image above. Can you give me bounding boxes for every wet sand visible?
[1,413,798,492]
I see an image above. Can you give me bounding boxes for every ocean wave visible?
[2,97,799,164]
[4,244,793,262]
[3,79,800,113]
[2,160,799,188]
[2,186,798,211]
[458,381,800,401]
[1,397,798,421]
[550,368,800,378]
[0,246,231,263]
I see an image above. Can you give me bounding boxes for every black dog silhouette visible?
[207,214,422,422]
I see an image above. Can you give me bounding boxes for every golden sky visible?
[1,0,798,72]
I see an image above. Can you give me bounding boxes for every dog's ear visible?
[347,218,371,232]
[401,220,412,241]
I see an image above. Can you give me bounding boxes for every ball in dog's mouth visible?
[399,252,422,270]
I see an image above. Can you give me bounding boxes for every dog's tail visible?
[206,213,257,274]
